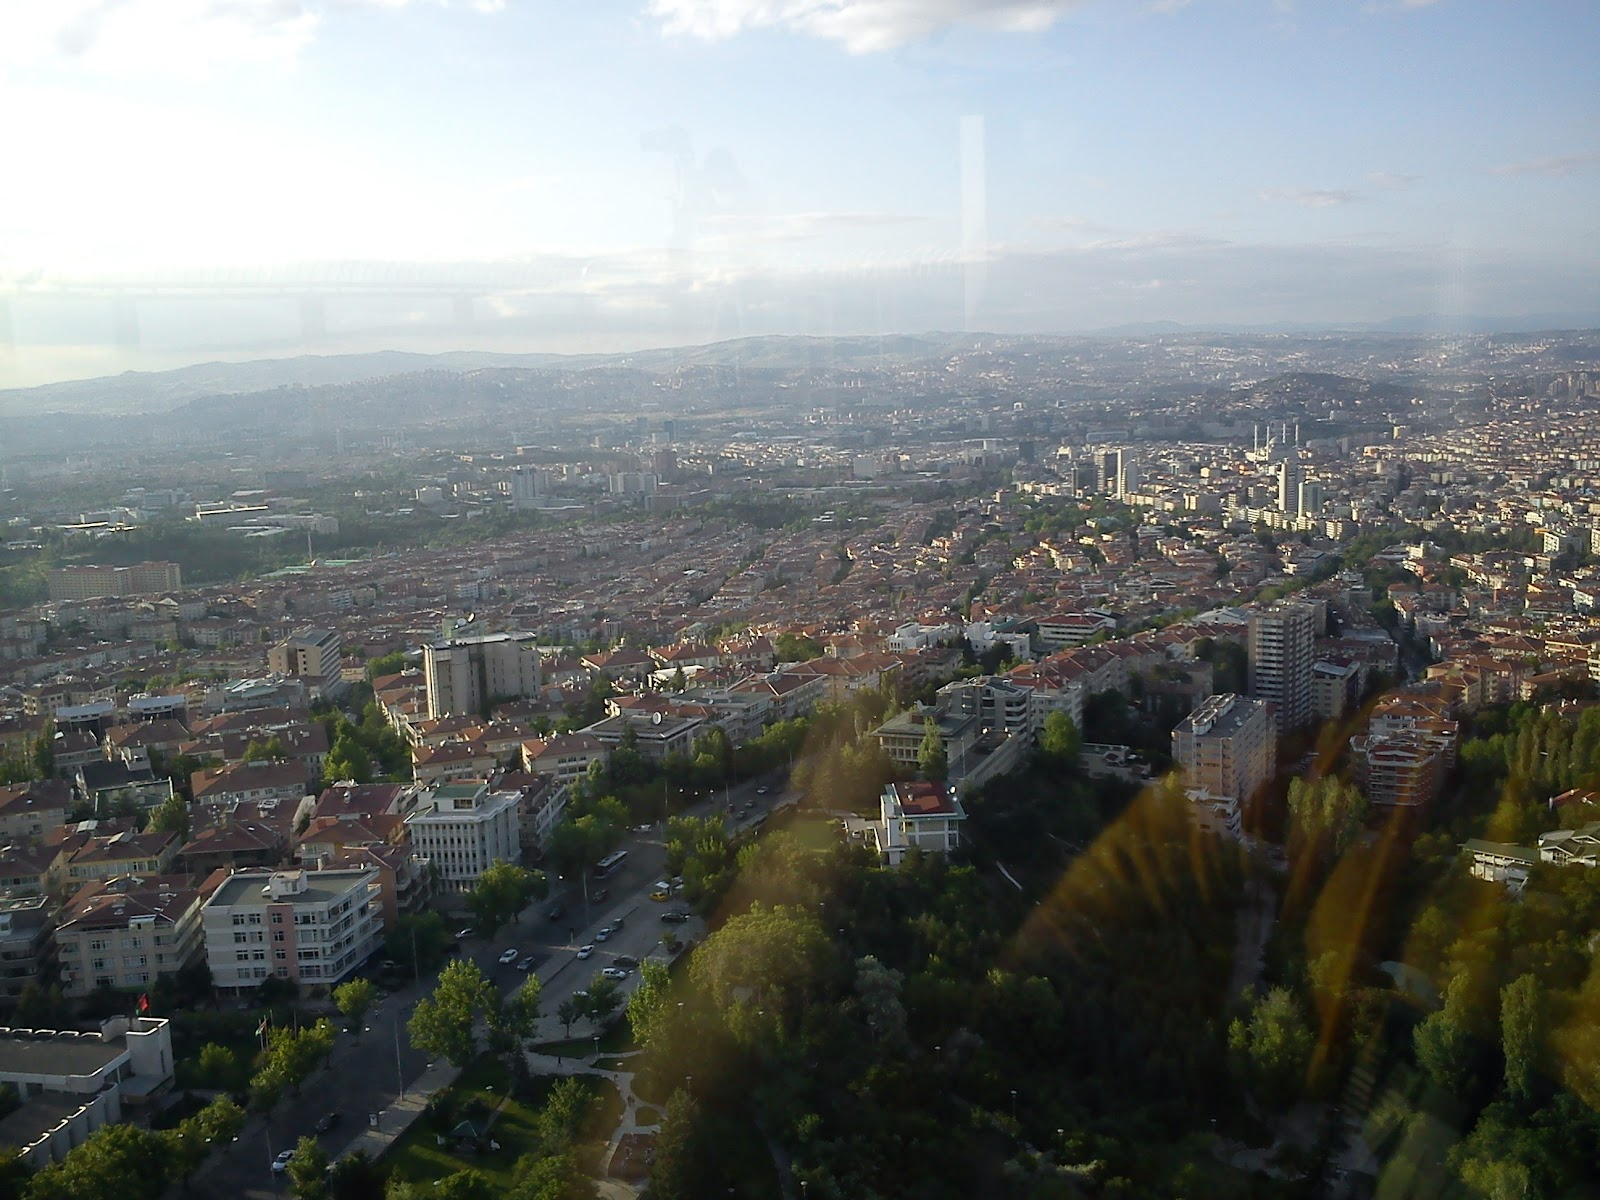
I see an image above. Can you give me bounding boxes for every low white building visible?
[0,1016,174,1169]
[202,868,380,993]
[877,781,966,866]
[404,782,521,892]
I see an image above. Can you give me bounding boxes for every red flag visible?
[137,993,150,1014]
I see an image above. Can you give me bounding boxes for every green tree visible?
[387,1169,495,1200]
[13,980,67,1028]
[334,978,377,1032]
[367,651,410,679]
[1227,987,1314,1108]
[383,912,451,977]
[25,1121,169,1200]
[918,717,948,782]
[327,1149,386,1200]
[286,1135,329,1200]
[489,979,543,1069]
[1414,974,1478,1097]
[648,1089,712,1200]
[509,1150,593,1200]
[626,961,674,1049]
[31,725,55,780]
[1286,775,1369,865]
[689,903,830,1042]
[1500,974,1546,1104]
[773,632,822,663]
[408,959,498,1068]
[196,1042,240,1090]
[582,977,622,1027]
[1038,711,1082,765]
[144,792,190,841]
[556,997,581,1038]
[464,860,546,936]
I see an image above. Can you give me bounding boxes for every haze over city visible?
[2,0,1597,387]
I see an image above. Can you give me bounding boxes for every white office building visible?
[404,782,521,892]
[202,868,380,993]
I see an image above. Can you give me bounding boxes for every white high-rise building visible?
[404,782,521,892]
[1277,459,1302,514]
[1249,602,1317,733]
[423,631,543,719]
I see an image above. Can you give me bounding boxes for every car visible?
[498,948,519,965]
[455,927,474,941]
[602,966,629,980]
[660,910,690,924]
[272,1149,296,1174]
[634,823,653,832]
[592,888,609,904]
[576,944,594,959]
[756,785,769,795]
[572,989,589,1002]
[314,1112,340,1134]
[516,957,534,972]
[611,914,625,929]
[546,903,566,921]
[649,889,669,902]
[379,959,400,972]
[740,802,753,814]
[595,926,612,941]
[614,954,639,969]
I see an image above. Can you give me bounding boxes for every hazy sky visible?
[2,0,1597,385]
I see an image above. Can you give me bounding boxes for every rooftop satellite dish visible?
[651,711,663,725]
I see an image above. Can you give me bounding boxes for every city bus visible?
[593,850,629,879]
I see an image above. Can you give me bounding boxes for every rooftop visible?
[208,868,373,909]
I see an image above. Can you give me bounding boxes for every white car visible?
[602,966,629,980]
[498,948,519,965]
[271,1148,296,1174]
[595,926,612,942]
[576,944,594,960]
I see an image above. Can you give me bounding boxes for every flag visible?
[137,993,150,1014]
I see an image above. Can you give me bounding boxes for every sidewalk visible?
[330,1057,463,1162]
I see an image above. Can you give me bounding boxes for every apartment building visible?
[0,896,53,1006]
[54,876,205,999]
[423,632,543,719]
[47,561,182,602]
[201,868,380,993]
[403,782,520,892]
[1248,602,1317,733]
[267,627,345,695]
[1171,693,1276,803]
[0,780,71,846]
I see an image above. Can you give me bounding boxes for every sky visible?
[1,0,1597,386]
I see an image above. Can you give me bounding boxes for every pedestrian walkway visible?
[330,1058,463,1163]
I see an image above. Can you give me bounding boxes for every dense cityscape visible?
[0,328,1598,1198]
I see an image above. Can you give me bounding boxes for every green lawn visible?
[384,1057,545,1191]
[531,1016,636,1057]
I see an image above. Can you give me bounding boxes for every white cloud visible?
[1260,187,1362,208]
[647,0,1089,53]
[1367,171,1418,189]
[0,0,500,75]
[1490,150,1600,178]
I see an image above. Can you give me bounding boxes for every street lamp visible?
[1010,1089,1018,1123]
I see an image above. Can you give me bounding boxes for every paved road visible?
[192,772,789,1196]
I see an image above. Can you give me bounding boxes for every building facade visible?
[1248,602,1317,733]
[201,868,379,992]
[403,783,520,892]
[423,632,543,719]
[267,627,344,695]
[54,877,204,999]
[1171,693,1276,804]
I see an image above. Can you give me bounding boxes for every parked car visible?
[546,903,566,921]
[614,955,639,969]
[755,785,769,795]
[314,1112,341,1134]
[595,926,612,942]
[611,914,625,929]
[576,944,594,959]
[660,910,691,924]
[649,889,670,902]
[498,948,519,965]
[602,966,629,980]
[379,959,400,972]
[272,1149,296,1174]
[592,888,608,904]
[455,927,474,941]
[516,957,534,972]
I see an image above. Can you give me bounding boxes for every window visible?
[270,912,283,924]
[272,930,285,942]
[274,949,286,960]
[233,932,248,944]
[90,938,109,952]
[247,913,263,925]
[232,914,246,927]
